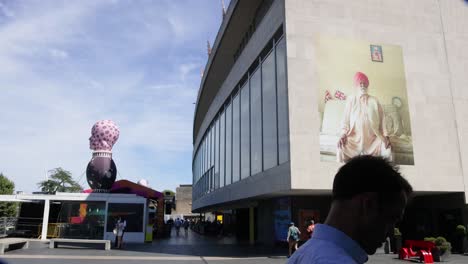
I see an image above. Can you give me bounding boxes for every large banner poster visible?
[316,35,414,165]
[274,197,291,242]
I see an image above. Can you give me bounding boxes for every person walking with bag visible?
[287,222,301,258]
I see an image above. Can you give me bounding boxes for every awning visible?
[83,180,163,200]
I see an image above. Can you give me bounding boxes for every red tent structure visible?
[83,180,163,200]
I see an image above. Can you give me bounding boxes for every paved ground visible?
[1,229,467,263]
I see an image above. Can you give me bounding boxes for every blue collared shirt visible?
[287,224,368,264]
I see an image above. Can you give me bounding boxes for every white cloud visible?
[49,48,69,59]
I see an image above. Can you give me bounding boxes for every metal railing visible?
[1,217,105,239]
[1,217,43,238]
[0,217,17,236]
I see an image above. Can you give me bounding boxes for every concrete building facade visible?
[171,185,196,219]
[192,0,468,245]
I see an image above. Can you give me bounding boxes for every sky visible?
[0,0,227,193]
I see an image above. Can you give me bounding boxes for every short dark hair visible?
[332,155,413,206]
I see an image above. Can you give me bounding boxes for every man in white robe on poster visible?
[337,72,392,162]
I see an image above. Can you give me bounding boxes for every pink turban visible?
[89,120,120,151]
[354,72,369,88]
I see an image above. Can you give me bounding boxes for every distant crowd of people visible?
[166,218,191,236]
[165,218,224,237]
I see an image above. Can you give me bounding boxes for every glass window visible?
[262,51,278,170]
[250,68,262,175]
[205,135,208,174]
[55,201,106,239]
[232,92,240,183]
[197,151,200,182]
[240,82,250,179]
[276,38,289,164]
[208,129,211,171]
[211,169,214,191]
[214,118,220,189]
[210,127,213,168]
[200,142,203,179]
[219,110,225,188]
[107,203,144,232]
[211,124,214,169]
[225,101,232,186]
[203,140,206,176]
[204,138,207,176]
[210,126,213,190]
[203,141,206,180]
[194,153,197,183]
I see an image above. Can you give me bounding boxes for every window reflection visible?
[250,68,262,175]
[54,201,106,239]
[106,203,144,233]
[262,51,278,170]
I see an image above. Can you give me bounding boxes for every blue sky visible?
[0,0,227,192]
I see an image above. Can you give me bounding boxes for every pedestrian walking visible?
[174,218,182,236]
[287,222,301,258]
[183,219,190,236]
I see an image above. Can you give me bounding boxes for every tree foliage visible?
[37,168,83,193]
[0,173,17,217]
[162,189,175,196]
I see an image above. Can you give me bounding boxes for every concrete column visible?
[143,199,148,243]
[156,199,165,238]
[41,199,50,241]
[249,207,255,245]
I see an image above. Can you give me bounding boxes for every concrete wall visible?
[285,0,467,199]
[439,0,468,203]
[173,186,193,215]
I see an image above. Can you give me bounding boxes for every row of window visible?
[193,34,289,200]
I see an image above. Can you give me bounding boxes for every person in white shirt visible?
[115,218,125,249]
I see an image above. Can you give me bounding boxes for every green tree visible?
[162,190,175,196]
[0,173,17,217]
[37,168,83,193]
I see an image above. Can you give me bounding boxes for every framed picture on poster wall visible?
[370,45,383,62]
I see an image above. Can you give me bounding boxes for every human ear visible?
[359,192,378,218]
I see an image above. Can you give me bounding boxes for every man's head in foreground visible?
[326,155,413,255]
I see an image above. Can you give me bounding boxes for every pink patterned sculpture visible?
[89,120,120,151]
[86,120,119,191]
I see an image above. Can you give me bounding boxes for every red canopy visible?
[83,180,163,200]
